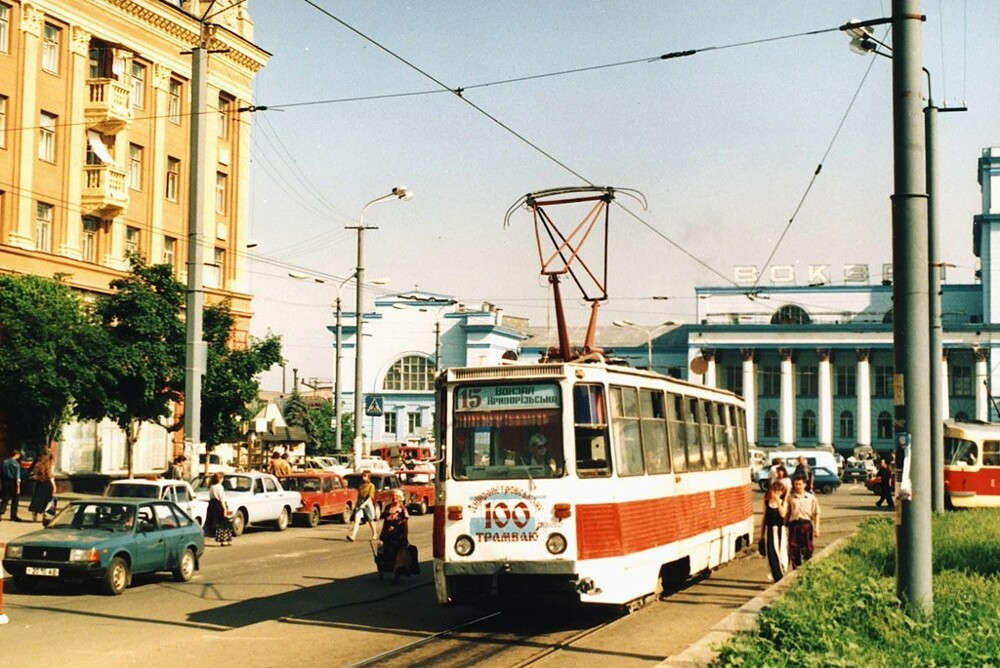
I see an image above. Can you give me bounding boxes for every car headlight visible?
[69,548,100,563]
[546,533,568,555]
[5,544,23,559]
[454,535,475,557]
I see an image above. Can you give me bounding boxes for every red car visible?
[277,472,354,527]
[397,471,435,515]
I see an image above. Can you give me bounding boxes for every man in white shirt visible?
[786,474,820,569]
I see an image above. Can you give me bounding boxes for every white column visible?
[703,349,717,387]
[779,349,795,446]
[742,349,756,446]
[856,350,872,449]
[818,349,833,447]
[940,352,950,420]
[975,348,989,421]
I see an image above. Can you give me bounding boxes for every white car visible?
[105,478,201,525]
[191,472,300,536]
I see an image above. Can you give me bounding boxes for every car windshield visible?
[49,502,135,532]
[279,477,321,492]
[107,484,159,498]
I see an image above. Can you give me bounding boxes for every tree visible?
[201,301,281,453]
[78,256,186,478]
[306,400,336,454]
[0,275,105,457]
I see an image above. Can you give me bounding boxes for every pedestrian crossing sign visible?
[365,395,384,416]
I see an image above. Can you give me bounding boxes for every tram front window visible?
[945,437,978,466]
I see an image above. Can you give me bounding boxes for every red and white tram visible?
[944,419,1000,508]
[432,361,754,609]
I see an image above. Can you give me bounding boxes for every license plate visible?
[25,566,59,577]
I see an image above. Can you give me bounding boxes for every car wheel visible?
[231,510,246,536]
[275,507,290,531]
[418,499,428,516]
[173,548,196,582]
[340,503,353,524]
[103,556,130,596]
[307,506,321,528]
[13,575,39,593]
[821,484,834,495]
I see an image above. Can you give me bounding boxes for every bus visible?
[944,419,1000,508]
[432,361,754,610]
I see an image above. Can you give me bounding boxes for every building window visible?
[839,410,854,439]
[82,216,100,262]
[131,62,145,108]
[35,203,53,252]
[0,94,6,148]
[215,172,227,214]
[168,79,182,123]
[383,412,397,437]
[762,409,778,439]
[836,365,856,397]
[950,365,974,397]
[39,112,56,161]
[407,412,422,434]
[759,365,780,397]
[771,305,811,325]
[724,366,743,396]
[125,226,139,255]
[165,157,180,201]
[207,247,224,288]
[797,365,818,396]
[128,144,143,190]
[874,365,894,397]
[0,4,9,54]
[42,23,60,73]
[163,236,176,270]
[217,95,231,139]
[801,409,816,439]
[877,411,893,439]
[383,356,435,392]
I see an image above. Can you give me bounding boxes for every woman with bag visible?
[761,478,789,582]
[205,472,233,546]
[379,489,410,584]
[29,450,56,522]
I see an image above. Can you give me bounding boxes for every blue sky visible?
[241,1,1000,391]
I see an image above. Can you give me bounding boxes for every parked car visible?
[105,478,200,525]
[812,466,841,494]
[344,471,402,520]
[2,498,204,595]
[277,471,354,527]
[397,470,435,515]
[191,472,300,536]
[843,460,872,482]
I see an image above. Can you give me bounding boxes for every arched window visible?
[877,411,893,439]
[839,410,854,439]
[801,410,816,438]
[771,305,811,325]
[763,410,779,438]
[382,355,435,391]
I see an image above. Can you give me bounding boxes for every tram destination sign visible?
[455,384,560,412]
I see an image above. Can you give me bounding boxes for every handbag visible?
[757,537,767,556]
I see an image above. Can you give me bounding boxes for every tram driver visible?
[520,433,559,476]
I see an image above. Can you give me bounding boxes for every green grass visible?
[713,511,1000,667]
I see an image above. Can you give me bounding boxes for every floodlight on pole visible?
[348,187,413,468]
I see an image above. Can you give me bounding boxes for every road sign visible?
[365,395,384,417]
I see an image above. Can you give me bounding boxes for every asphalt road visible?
[0,482,883,667]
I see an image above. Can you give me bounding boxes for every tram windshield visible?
[945,436,977,466]
[451,382,564,480]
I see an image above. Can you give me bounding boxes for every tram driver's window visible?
[574,384,610,477]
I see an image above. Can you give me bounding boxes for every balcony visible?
[82,165,129,217]
[84,78,133,134]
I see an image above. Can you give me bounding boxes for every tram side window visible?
[667,394,688,473]
[641,389,670,474]
[685,398,704,471]
[699,400,717,470]
[574,384,611,477]
[713,403,729,468]
[610,387,644,476]
[727,405,746,467]
[984,440,1000,466]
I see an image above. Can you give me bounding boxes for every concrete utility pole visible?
[184,21,213,468]
[891,0,932,615]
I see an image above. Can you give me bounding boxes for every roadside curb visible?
[657,536,849,668]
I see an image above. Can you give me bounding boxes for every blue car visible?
[2,498,205,595]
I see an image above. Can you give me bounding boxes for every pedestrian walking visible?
[760,479,790,582]
[378,489,410,584]
[0,447,23,522]
[204,472,233,546]
[786,474,820,569]
[793,455,815,493]
[28,450,56,522]
[875,458,895,508]
[347,470,378,542]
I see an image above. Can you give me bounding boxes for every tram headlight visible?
[454,534,475,557]
[546,532,567,555]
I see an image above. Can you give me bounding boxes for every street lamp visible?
[612,319,675,370]
[392,296,458,371]
[348,187,413,467]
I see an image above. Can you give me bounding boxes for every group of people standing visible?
[1,448,57,523]
[760,456,822,583]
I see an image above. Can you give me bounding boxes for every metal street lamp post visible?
[612,320,675,370]
[348,187,412,467]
